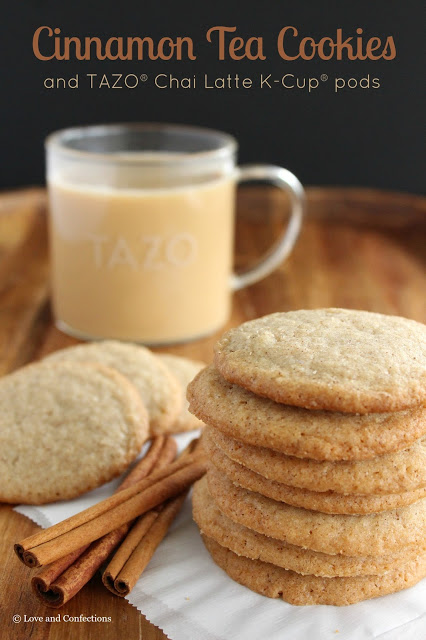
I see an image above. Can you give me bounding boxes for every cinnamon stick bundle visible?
[31,435,176,607]
[102,440,204,597]
[103,491,189,597]
[15,440,206,569]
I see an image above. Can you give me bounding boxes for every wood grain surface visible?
[0,186,425,640]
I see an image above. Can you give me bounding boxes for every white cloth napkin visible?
[15,432,426,640]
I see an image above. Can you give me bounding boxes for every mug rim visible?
[45,122,238,165]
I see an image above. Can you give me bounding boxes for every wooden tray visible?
[0,186,425,640]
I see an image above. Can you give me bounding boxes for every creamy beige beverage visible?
[49,175,235,343]
[46,124,303,344]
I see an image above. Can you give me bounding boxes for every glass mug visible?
[46,123,304,344]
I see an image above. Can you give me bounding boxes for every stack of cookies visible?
[188,308,426,606]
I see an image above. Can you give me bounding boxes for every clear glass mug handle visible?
[231,165,304,291]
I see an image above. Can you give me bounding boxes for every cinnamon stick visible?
[103,439,203,597]
[16,446,206,568]
[15,448,202,565]
[103,491,188,597]
[120,435,177,490]
[31,436,176,606]
[31,544,91,594]
[32,529,126,606]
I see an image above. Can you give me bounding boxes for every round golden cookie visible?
[193,477,423,577]
[207,427,426,495]
[202,535,426,606]
[0,361,148,504]
[44,340,181,435]
[157,354,205,433]
[207,471,426,556]
[188,367,426,461]
[205,434,426,514]
[213,309,426,413]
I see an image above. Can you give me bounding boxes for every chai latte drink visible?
[46,124,303,344]
[49,172,234,343]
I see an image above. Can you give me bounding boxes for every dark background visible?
[1,0,424,193]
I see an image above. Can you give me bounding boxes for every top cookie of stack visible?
[188,308,426,606]
[214,308,426,416]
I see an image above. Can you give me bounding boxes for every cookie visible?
[157,354,205,433]
[205,434,426,514]
[202,535,426,606]
[207,427,426,495]
[193,478,423,577]
[207,471,426,556]
[188,367,426,461]
[213,309,426,413]
[0,361,148,504]
[44,340,181,435]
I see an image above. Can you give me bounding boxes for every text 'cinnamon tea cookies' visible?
[0,361,148,504]
[188,367,426,460]
[44,340,181,435]
[213,308,426,413]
